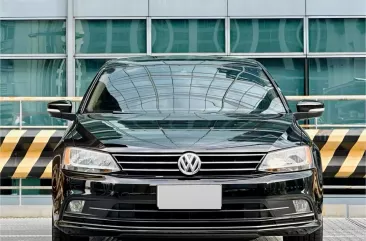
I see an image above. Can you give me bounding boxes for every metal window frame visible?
[147,17,152,55]
[74,16,148,20]
[0,17,66,20]
[307,53,366,58]
[150,52,227,56]
[0,54,66,59]
[304,17,309,55]
[307,16,366,19]
[150,16,226,20]
[229,53,306,58]
[225,17,230,55]
[228,16,306,19]
[67,0,75,97]
[75,54,148,59]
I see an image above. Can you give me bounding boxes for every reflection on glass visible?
[0,59,66,126]
[85,62,286,115]
[309,58,366,124]
[75,59,109,96]
[152,19,225,53]
[256,58,305,112]
[230,19,303,53]
[76,20,146,53]
[309,18,366,52]
[0,102,66,127]
[0,20,66,54]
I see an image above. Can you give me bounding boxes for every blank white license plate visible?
[157,185,222,210]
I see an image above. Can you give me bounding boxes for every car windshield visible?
[84,62,286,115]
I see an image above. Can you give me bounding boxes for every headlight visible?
[63,147,121,173]
[258,146,313,172]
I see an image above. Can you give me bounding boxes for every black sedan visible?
[48,56,324,241]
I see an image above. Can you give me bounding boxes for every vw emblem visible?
[178,153,201,176]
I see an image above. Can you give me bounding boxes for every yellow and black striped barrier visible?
[0,130,64,179]
[308,129,366,178]
[0,129,365,179]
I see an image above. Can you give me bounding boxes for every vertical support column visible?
[303,16,310,125]
[225,17,230,56]
[67,0,75,98]
[303,17,308,57]
[315,117,318,129]
[146,17,152,56]
[19,100,22,130]
[304,58,309,96]
[304,57,310,126]
[19,179,22,206]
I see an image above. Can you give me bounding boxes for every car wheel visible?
[283,225,323,241]
[52,221,88,241]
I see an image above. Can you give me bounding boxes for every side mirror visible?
[294,100,324,120]
[47,100,75,121]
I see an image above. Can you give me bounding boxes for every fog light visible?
[293,200,310,213]
[68,200,85,213]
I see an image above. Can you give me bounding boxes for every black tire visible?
[52,220,88,241]
[283,225,323,241]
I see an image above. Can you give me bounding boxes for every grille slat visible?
[114,153,265,176]
[102,203,273,220]
[201,168,257,171]
[90,207,288,212]
[204,161,260,164]
[119,162,177,164]
[62,201,317,229]
[123,169,179,172]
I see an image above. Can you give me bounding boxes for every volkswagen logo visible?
[178,153,201,176]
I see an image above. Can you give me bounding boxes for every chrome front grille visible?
[113,153,265,176]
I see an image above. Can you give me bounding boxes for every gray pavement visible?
[0,218,365,241]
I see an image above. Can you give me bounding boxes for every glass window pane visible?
[309,58,366,124]
[256,58,305,112]
[152,19,225,53]
[0,59,66,126]
[76,20,146,53]
[309,18,366,52]
[75,59,109,96]
[0,20,66,54]
[231,19,303,53]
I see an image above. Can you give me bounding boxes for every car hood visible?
[69,113,303,153]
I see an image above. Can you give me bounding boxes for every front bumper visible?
[55,170,323,238]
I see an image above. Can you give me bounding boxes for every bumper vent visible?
[113,153,265,176]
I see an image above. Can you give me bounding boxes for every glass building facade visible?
[1,2,366,128]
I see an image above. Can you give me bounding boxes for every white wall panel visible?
[74,0,148,17]
[307,0,366,16]
[228,0,305,17]
[0,0,66,18]
[149,0,227,17]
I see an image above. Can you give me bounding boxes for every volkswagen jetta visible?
[48,56,324,241]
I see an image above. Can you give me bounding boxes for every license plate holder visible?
[157,185,222,210]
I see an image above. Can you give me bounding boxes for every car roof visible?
[102,56,262,69]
